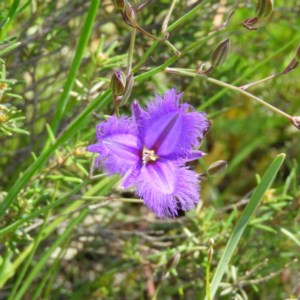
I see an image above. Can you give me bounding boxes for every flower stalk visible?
[166,67,299,129]
[240,43,300,90]
[161,0,177,39]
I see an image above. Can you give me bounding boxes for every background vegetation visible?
[0,0,299,299]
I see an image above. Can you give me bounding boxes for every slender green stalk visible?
[162,0,177,34]
[127,28,137,75]
[50,0,101,134]
[0,0,21,39]
[207,154,285,299]
[239,73,282,90]
[167,0,210,32]
[206,263,211,300]
[7,183,59,300]
[165,68,293,122]
[13,210,88,300]
[207,77,292,120]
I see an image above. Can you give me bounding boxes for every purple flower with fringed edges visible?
[87,89,209,218]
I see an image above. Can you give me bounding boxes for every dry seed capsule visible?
[112,0,126,10]
[256,0,274,19]
[110,70,126,96]
[210,39,231,68]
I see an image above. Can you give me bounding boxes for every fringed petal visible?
[141,89,209,159]
[87,116,142,175]
[136,160,200,218]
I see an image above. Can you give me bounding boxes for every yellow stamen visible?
[142,146,159,165]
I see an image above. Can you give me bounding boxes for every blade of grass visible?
[280,228,300,247]
[0,176,118,287]
[50,0,100,134]
[13,209,88,300]
[0,0,21,39]
[0,89,111,218]
[207,153,286,299]
[7,182,59,300]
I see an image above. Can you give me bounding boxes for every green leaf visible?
[208,153,286,299]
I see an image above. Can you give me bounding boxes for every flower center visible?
[142,146,159,165]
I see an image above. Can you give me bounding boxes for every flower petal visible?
[121,163,141,189]
[87,116,142,175]
[136,160,200,217]
[132,100,148,139]
[162,150,205,163]
[141,89,209,158]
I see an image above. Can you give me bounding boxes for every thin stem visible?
[165,68,293,121]
[50,0,101,134]
[240,72,282,90]
[127,27,137,75]
[207,77,292,120]
[133,0,210,72]
[7,183,59,300]
[206,262,211,300]
[162,0,177,34]
[135,24,180,55]
[136,24,160,40]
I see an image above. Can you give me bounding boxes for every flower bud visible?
[166,252,181,271]
[110,70,126,96]
[256,0,274,19]
[208,238,214,247]
[210,39,231,68]
[283,58,299,74]
[120,73,134,106]
[242,17,259,30]
[112,0,126,10]
[207,160,228,176]
[208,247,214,262]
[121,2,137,27]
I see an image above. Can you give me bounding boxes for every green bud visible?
[256,0,274,19]
[110,70,126,96]
[112,0,126,10]
[210,39,231,68]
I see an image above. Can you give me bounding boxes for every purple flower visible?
[87,89,209,217]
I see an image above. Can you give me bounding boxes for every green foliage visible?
[0,0,299,299]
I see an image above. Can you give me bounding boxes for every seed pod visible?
[121,2,137,27]
[256,0,274,19]
[120,73,134,106]
[210,39,231,68]
[166,252,181,271]
[208,247,214,262]
[207,160,228,176]
[110,70,126,96]
[112,0,126,10]
[208,238,215,246]
[242,17,259,30]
